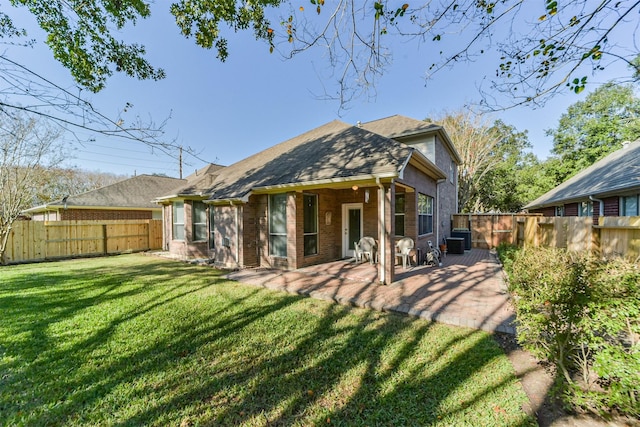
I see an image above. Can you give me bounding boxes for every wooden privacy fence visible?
[3,220,163,264]
[452,213,541,249]
[452,213,640,260]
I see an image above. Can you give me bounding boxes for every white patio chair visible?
[355,236,378,264]
[395,237,415,269]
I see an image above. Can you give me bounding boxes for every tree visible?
[0,2,186,158]
[430,110,504,213]
[513,156,557,207]
[473,120,533,212]
[546,82,640,183]
[0,111,64,263]
[3,1,639,112]
[34,168,128,205]
[278,1,640,108]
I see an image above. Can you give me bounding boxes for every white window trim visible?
[303,193,318,257]
[172,201,185,241]
[269,194,288,257]
[418,193,434,236]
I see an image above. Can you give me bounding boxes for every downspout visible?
[161,204,166,250]
[589,195,604,224]
[376,177,386,284]
[435,179,446,246]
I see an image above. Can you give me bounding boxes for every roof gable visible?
[360,115,462,164]
[525,140,640,209]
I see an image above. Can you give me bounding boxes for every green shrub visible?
[496,243,519,274]
[504,246,640,417]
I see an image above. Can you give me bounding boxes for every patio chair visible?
[395,237,415,269]
[354,236,378,264]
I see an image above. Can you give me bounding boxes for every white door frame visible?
[342,203,363,258]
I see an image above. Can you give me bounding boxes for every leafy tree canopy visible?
[2,1,639,108]
[546,82,640,183]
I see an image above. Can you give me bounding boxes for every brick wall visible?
[396,163,438,258]
[213,204,240,267]
[242,200,259,267]
[434,134,459,241]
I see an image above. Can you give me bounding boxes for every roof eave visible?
[406,150,447,180]
[206,172,400,203]
[154,193,210,204]
[22,204,54,214]
[525,184,640,210]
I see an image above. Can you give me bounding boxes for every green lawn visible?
[0,255,535,426]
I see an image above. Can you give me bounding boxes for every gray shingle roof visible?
[198,120,414,201]
[25,175,185,212]
[360,114,441,138]
[524,140,640,209]
[163,163,227,198]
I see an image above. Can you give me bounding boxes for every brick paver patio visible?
[225,249,516,334]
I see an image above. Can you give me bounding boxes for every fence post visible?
[146,220,151,250]
[102,224,108,255]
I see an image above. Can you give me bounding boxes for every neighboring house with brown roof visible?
[525,140,640,222]
[24,174,186,221]
[155,115,461,284]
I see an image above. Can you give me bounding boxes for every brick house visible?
[24,174,185,221]
[525,140,640,222]
[156,116,461,284]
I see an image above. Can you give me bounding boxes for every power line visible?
[79,141,160,155]
[74,149,177,165]
[72,157,179,173]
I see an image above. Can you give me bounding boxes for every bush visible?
[500,246,640,417]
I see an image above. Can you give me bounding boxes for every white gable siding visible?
[403,135,436,163]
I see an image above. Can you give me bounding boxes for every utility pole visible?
[179,146,183,179]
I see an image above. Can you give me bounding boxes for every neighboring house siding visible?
[31,211,60,221]
[593,201,601,224]
[604,197,619,216]
[531,206,555,217]
[60,209,153,221]
[565,203,579,217]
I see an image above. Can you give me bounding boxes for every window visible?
[303,194,318,256]
[578,201,593,217]
[555,206,564,217]
[418,194,434,235]
[395,193,405,236]
[172,201,184,241]
[192,201,207,241]
[621,195,639,216]
[209,205,215,249]
[269,194,287,257]
[449,161,455,184]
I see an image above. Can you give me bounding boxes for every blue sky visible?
[5,2,626,178]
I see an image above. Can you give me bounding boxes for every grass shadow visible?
[0,255,536,426]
